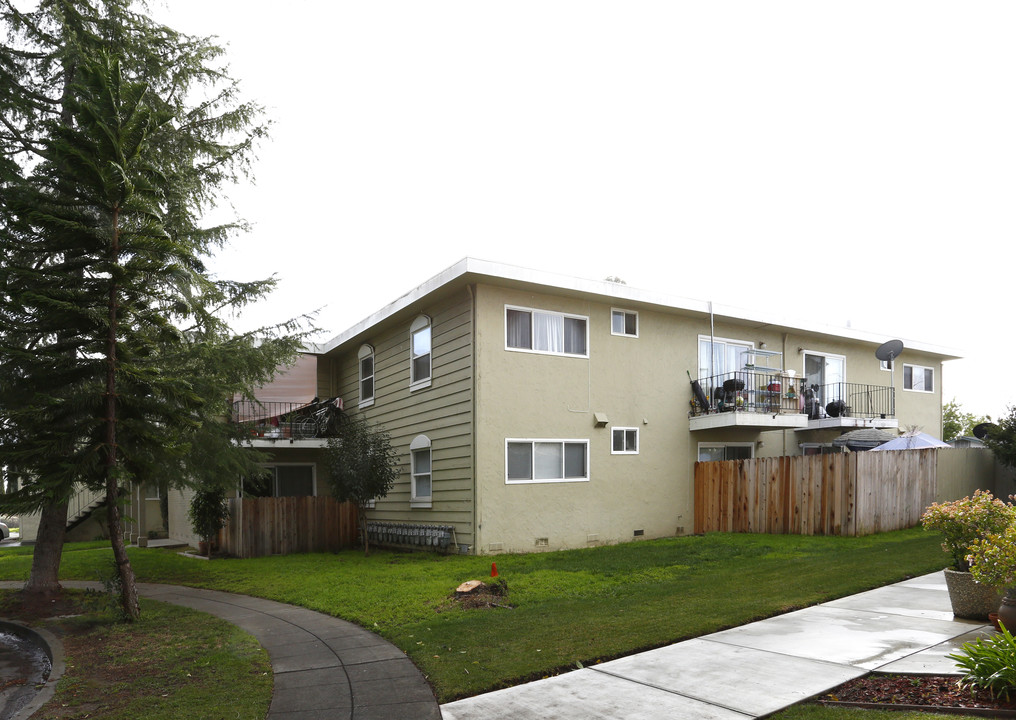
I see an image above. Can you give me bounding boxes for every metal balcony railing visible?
[231,398,343,439]
[690,374,896,421]
[690,371,806,417]
[801,382,895,420]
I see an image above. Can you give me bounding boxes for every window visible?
[611,427,639,454]
[801,443,840,456]
[410,435,432,508]
[506,307,588,357]
[243,465,315,497]
[410,316,432,390]
[697,443,753,462]
[358,344,375,407]
[611,309,638,338]
[506,439,589,483]
[698,336,752,380]
[903,364,934,392]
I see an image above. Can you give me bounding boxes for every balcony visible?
[798,382,897,430]
[231,397,343,444]
[688,371,808,431]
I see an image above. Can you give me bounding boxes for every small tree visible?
[984,406,1016,471]
[188,486,230,558]
[325,416,399,555]
[943,398,992,443]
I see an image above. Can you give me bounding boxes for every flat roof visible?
[311,257,962,360]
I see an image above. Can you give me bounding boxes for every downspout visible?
[709,301,715,382]
[468,283,478,555]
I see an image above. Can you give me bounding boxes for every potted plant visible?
[921,490,1013,620]
[188,486,231,558]
[967,523,1016,630]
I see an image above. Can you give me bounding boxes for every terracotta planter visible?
[998,589,1016,633]
[944,568,1004,620]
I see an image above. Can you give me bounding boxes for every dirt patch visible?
[451,578,513,611]
[820,673,1016,713]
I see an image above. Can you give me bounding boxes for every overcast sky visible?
[141,1,1012,423]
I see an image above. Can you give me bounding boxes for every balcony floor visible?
[690,411,809,431]
[801,416,899,431]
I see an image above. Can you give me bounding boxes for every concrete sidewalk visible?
[441,571,991,720]
[1,580,441,720]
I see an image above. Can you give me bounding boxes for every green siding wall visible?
[327,288,475,550]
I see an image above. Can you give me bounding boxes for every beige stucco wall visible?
[470,285,949,554]
[473,284,702,553]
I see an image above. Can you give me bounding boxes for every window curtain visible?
[563,317,586,355]
[506,309,532,349]
[534,313,563,353]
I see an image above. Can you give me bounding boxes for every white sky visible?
[143,1,1011,423]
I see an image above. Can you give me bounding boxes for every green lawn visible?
[0,530,949,702]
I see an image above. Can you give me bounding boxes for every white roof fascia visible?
[309,257,961,360]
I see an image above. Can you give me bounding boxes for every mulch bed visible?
[819,674,1016,716]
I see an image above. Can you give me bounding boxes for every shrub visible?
[968,523,1016,588]
[949,622,1016,699]
[188,487,230,557]
[921,491,1014,571]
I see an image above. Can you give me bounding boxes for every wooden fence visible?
[694,449,938,536]
[221,496,359,558]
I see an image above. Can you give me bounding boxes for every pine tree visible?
[0,1,306,617]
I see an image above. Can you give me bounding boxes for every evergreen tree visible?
[325,415,400,556]
[0,1,306,617]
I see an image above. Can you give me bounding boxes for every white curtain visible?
[534,313,563,353]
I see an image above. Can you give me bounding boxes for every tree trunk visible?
[24,498,69,598]
[106,486,140,620]
[359,506,370,556]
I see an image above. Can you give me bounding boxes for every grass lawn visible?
[0,529,950,703]
[0,590,271,720]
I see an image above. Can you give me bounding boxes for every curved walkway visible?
[0,581,441,720]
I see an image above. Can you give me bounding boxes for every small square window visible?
[611,427,639,454]
[611,309,638,337]
[903,364,934,393]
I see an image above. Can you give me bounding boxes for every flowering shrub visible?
[968,523,1016,588]
[921,490,1014,572]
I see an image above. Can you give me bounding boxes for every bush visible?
[921,491,1014,571]
[188,487,230,556]
[949,623,1016,699]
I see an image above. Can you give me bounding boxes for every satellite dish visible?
[973,422,996,440]
[875,339,905,368]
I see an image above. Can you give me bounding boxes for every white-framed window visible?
[611,427,639,454]
[410,315,432,390]
[358,344,375,407]
[879,360,891,372]
[903,364,934,393]
[243,464,316,498]
[410,434,432,508]
[697,443,753,462]
[506,439,589,483]
[505,306,588,357]
[698,336,753,380]
[611,309,638,338]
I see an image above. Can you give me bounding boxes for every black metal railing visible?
[690,374,896,421]
[690,371,806,417]
[231,397,343,439]
[800,382,895,420]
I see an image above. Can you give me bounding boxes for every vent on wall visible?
[535,537,549,547]
[633,529,644,537]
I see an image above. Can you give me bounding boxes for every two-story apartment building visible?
[232,258,953,555]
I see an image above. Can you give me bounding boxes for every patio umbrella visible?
[831,428,895,452]
[870,431,950,451]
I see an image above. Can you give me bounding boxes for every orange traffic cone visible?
[491,562,499,578]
